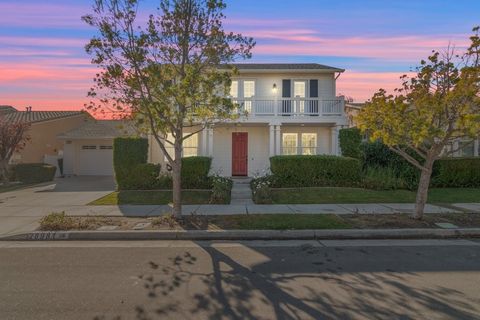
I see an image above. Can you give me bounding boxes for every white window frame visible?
[459,139,476,157]
[282,133,298,155]
[164,133,199,160]
[301,133,317,155]
[230,80,239,98]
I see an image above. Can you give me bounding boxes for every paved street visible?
[1,239,479,320]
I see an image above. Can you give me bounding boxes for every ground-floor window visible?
[282,132,318,155]
[459,139,479,157]
[301,133,317,155]
[282,133,298,155]
[183,134,199,157]
[164,133,199,159]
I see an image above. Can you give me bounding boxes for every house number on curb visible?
[27,232,69,240]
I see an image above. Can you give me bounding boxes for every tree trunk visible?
[171,142,183,217]
[414,157,435,220]
[0,159,10,185]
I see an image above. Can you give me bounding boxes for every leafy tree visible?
[357,27,480,219]
[0,116,30,184]
[83,0,255,216]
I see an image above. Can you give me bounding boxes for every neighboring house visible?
[149,63,347,177]
[2,106,92,166]
[450,139,480,158]
[0,105,17,115]
[344,102,364,128]
[59,120,136,176]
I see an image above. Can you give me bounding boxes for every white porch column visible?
[207,127,214,156]
[201,128,207,156]
[275,124,282,155]
[331,126,339,156]
[269,124,275,156]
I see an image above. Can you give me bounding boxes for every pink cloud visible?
[0,3,88,28]
[337,71,417,101]
[250,32,470,60]
[0,36,87,48]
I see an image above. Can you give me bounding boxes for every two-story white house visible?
[149,63,347,177]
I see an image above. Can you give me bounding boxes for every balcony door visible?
[243,80,255,113]
[293,80,307,114]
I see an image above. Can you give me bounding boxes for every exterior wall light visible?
[272,83,278,93]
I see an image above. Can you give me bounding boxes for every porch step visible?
[230,177,254,205]
[231,190,252,198]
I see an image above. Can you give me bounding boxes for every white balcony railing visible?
[233,97,344,117]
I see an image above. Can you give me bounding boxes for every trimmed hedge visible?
[339,128,362,159]
[270,155,362,187]
[360,141,419,190]
[114,137,149,189]
[12,163,57,184]
[181,157,212,189]
[361,141,480,189]
[432,158,480,188]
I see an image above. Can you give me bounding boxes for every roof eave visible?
[236,68,345,74]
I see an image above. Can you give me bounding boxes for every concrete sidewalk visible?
[2,201,480,237]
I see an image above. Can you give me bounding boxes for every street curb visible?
[2,228,480,241]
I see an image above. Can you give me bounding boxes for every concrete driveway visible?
[0,176,115,236]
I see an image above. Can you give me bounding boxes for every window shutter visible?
[309,80,318,98]
[282,79,291,98]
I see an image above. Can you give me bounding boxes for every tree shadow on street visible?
[94,242,480,320]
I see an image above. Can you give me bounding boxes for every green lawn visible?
[90,190,213,205]
[270,187,480,204]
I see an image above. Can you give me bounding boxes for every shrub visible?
[210,175,233,204]
[360,141,419,190]
[39,212,76,231]
[181,157,212,189]
[362,166,406,190]
[114,137,148,189]
[120,163,163,190]
[117,156,213,190]
[269,155,362,187]
[251,175,273,204]
[431,158,480,188]
[339,128,362,159]
[11,163,56,183]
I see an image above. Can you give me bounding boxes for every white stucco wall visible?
[233,73,336,98]
[148,124,334,177]
[211,125,270,177]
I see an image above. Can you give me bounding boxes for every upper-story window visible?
[230,80,238,98]
[230,80,256,113]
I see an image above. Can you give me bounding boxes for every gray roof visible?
[228,63,344,72]
[3,110,86,124]
[59,120,138,139]
[0,105,17,115]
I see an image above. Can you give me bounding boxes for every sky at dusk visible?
[0,0,479,111]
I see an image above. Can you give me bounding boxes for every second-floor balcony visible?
[233,97,345,118]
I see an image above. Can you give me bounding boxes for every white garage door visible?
[78,145,114,176]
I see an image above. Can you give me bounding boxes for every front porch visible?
[204,122,342,177]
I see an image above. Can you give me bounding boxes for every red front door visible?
[232,132,248,176]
